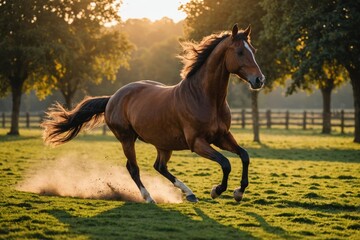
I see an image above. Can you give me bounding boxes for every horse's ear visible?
[243,24,251,38]
[232,24,238,38]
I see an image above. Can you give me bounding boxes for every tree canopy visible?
[51,17,132,108]
[261,0,360,141]
[261,0,349,92]
[0,0,129,134]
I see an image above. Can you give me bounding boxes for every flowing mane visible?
[179,32,230,79]
[179,30,249,80]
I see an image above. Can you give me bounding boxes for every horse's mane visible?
[179,32,230,79]
[179,30,250,80]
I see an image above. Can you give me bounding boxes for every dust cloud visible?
[17,154,183,203]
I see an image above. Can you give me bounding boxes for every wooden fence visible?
[1,109,355,134]
[1,112,44,129]
[231,109,354,134]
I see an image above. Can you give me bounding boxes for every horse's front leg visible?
[193,138,231,199]
[214,132,249,202]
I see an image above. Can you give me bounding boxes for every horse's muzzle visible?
[248,75,265,90]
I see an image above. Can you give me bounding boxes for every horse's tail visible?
[41,96,110,146]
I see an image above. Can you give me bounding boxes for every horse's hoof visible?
[186,194,198,203]
[210,186,220,199]
[233,188,244,202]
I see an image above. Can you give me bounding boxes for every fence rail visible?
[231,109,354,133]
[1,109,355,134]
[1,112,44,129]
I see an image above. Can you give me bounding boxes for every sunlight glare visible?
[119,0,190,22]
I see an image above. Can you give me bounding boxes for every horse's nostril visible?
[256,75,265,85]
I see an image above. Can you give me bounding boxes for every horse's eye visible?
[237,49,244,56]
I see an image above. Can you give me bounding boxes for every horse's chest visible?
[189,110,226,138]
[205,119,229,141]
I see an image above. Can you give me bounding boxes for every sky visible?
[118,0,190,22]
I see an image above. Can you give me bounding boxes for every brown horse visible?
[42,24,265,203]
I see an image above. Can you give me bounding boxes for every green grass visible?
[1,127,359,239]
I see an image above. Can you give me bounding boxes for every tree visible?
[301,62,348,133]
[0,0,63,135]
[261,0,359,141]
[44,1,132,108]
[52,23,132,108]
[181,0,273,142]
[324,1,360,142]
[0,0,126,135]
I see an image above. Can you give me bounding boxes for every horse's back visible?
[106,80,173,119]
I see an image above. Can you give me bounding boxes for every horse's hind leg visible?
[121,139,155,203]
[153,149,198,202]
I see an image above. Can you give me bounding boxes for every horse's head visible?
[225,24,265,90]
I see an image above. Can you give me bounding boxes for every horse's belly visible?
[138,130,189,151]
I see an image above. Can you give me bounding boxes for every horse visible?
[41,24,265,203]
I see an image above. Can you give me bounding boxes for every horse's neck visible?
[187,40,230,108]
[204,57,230,107]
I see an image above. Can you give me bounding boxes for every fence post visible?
[241,109,245,129]
[285,110,289,130]
[303,111,307,130]
[39,113,44,126]
[103,125,107,135]
[266,109,271,129]
[2,112,5,128]
[340,109,345,134]
[311,111,314,127]
[26,112,30,128]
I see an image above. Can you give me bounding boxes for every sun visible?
[118,0,190,22]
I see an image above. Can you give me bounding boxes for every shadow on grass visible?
[249,195,359,213]
[215,141,359,163]
[174,145,360,163]
[246,212,294,239]
[277,200,359,213]
[49,203,256,240]
[0,134,38,143]
[245,147,360,163]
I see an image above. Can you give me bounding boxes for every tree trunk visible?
[8,80,24,135]
[64,94,73,110]
[320,87,332,134]
[348,68,360,143]
[59,78,79,109]
[251,91,260,142]
[60,87,75,110]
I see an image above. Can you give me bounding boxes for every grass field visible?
[1,127,359,239]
